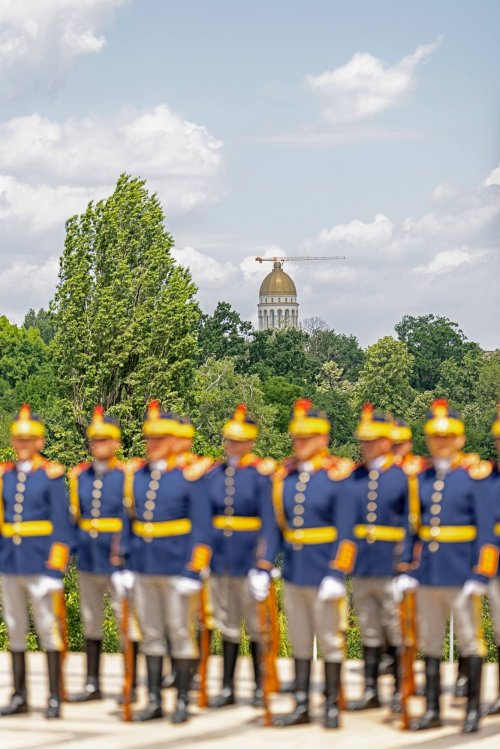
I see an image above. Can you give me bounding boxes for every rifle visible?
[53,588,69,702]
[121,595,134,722]
[258,580,280,726]
[399,590,417,729]
[198,584,211,708]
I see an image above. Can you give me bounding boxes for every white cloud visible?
[0,257,59,324]
[0,0,130,93]
[485,164,500,187]
[413,248,486,274]
[313,213,394,247]
[304,37,442,124]
[172,246,237,287]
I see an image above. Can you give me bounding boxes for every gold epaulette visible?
[124,457,145,474]
[256,458,277,476]
[328,457,355,481]
[469,460,493,480]
[183,456,213,482]
[273,463,288,481]
[461,452,481,469]
[0,462,14,477]
[43,461,66,479]
[69,461,92,479]
[402,455,427,477]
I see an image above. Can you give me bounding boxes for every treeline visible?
[0,174,499,465]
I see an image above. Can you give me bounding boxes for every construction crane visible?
[255,255,346,264]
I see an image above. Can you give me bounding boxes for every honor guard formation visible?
[2,397,500,736]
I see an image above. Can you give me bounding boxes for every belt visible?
[284,526,337,545]
[354,524,406,542]
[495,523,500,536]
[132,518,191,538]
[212,516,262,532]
[1,521,53,538]
[79,518,123,533]
[418,525,477,542]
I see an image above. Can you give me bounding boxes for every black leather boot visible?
[348,646,381,710]
[134,655,163,721]
[462,656,482,734]
[388,645,402,713]
[171,659,192,724]
[212,640,239,707]
[71,639,102,702]
[455,655,468,698]
[45,651,62,719]
[324,661,341,729]
[411,657,441,730]
[250,641,264,708]
[274,659,311,726]
[487,647,500,714]
[0,651,28,716]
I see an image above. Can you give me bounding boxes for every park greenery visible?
[0,174,499,657]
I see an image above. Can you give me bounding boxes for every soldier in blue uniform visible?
[255,400,353,729]
[123,401,211,724]
[192,404,276,709]
[483,404,500,715]
[397,399,498,734]
[331,404,409,713]
[0,405,73,719]
[69,406,140,703]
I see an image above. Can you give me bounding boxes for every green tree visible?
[437,349,485,407]
[51,174,200,455]
[315,361,357,450]
[261,376,305,433]
[190,357,289,459]
[306,326,365,382]
[395,314,474,391]
[23,307,55,344]
[355,336,415,415]
[248,328,319,385]
[197,301,252,371]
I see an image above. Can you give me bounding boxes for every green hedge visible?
[0,568,498,661]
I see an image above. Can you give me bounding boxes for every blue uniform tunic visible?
[0,458,73,578]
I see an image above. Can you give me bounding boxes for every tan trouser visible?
[79,572,140,642]
[1,574,64,652]
[210,574,259,643]
[417,586,484,658]
[489,578,500,646]
[352,576,401,648]
[134,574,198,658]
[284,583,346,662]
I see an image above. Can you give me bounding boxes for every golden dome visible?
[259,262,297,297]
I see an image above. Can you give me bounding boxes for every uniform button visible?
[430,526,440,538]
[294,505,304,515]
[434,480,445,491]
[368,481,378,490]
[16,483,25,493]
[225,507,235,516]
[225,486,235,496]
[17,472,26,482]
[143,510,153,520]
[89,530,98,539]
[299,472,310,483]
[92,499,101,508]
[292,544,303,551]
[145,536,153,543]
[13,514,22,523]
[369,470,379,481]
[223,529,233,538]
[431,492,442,502]
[15,493,24,502]
[367,502,377,512]
[91,509,100,518]
[431,505,441,515]
[430,517,440,526]
[14,503,23,513]
[429,541,439,553]
[225,477,235,487]
[367,512,377,523]
[149,480,160,491]
[367,491,378,501]
[13,523,21,533]
[295,482,307,492]
[93,479,103,489]
[225,467,235,477]
[294,529,304,539]
[294,493,305,503]
[13,536,22,546]
[146,490,157,501]
[293,517,304,527]
[92,489,102,499]
[144,523,153,533]
[224,497,234,506]
[150,469,162,481]
[145,500,155,511]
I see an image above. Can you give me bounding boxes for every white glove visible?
[318,576,346,602]
[31,576,64,599]
[461,580,488,598]
[392,574,419,603]
[174,576,203,596]
[111,570,136,598]
[248,569,271,601]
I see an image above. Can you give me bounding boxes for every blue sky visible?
[0,0,498,347]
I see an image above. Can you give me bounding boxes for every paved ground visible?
[1,654,500,748]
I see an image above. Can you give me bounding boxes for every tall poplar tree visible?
[51,174,200,453]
